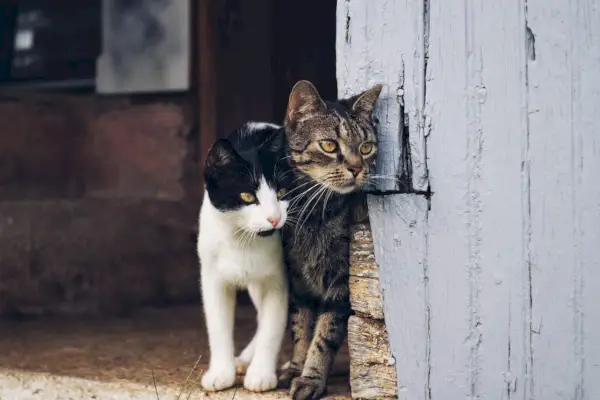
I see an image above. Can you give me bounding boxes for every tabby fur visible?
[278,80,383,400]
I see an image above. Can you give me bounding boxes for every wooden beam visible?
[196,0,217,195]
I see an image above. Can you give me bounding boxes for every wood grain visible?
[349,276,384,320]
[350,223,379,279]
[527,0,600,398]
[339,0,600,399]
[425,1,531,398]
[336,0,428,192]
[367,195,428,400]
[348,316,397,399]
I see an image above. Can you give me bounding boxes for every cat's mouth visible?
[256,229,276,237]
[328,178,361,194]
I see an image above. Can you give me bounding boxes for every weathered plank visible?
[337,0,428,192]
[349,276,384,320]
[527,0,600,398]
[425,0,530,398]
[367,194,428,400]
[348,316,397,399]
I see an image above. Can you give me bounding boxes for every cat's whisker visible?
[295,184,329,236]
[285,180,316,198]
[295,184,326,221]
[304,186,329,226]
[288,183,321,207]
[321,189,333,220]
[366,175,411,191]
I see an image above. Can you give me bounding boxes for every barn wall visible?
[0,93,201,317]
[338,0,600,399]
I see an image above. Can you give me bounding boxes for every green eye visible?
[276,188,287,198]
[240,192,256,203]
[319,140,338,153]
[359,142,374,155]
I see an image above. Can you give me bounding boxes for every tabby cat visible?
[278,81,383,400]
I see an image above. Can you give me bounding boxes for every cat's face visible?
[204,128,292,237]
[284,80,383,194]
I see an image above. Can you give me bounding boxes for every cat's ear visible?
[286,80,327,126]
[350,84,384,119]
[267,128,286,153]
[205,139,240,169]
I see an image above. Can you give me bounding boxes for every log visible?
[348,316,398,399]
[350,223,379,279]
[349,276,384,320]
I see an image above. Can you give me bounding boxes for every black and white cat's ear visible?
[205,139,239,168]
[267,128,286,153]
[350,84,384,119]
[286,80,327,126]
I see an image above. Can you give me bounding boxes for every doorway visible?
[0,0,345,398]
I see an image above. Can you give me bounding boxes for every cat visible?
[197,121,292,393]
[277,80,383,400]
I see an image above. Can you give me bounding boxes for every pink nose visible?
[267,216,281,228]
[347,165,363,177]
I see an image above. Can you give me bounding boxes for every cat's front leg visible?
[235,334,256,374]
[243,278,288,392]
[200,272,237,391]
[235,281,264,374]
[290,309,349,400]
[279,305,315,388]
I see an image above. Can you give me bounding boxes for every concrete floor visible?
[0,305,351,399]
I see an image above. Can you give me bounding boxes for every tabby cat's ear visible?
[350,84,384,119]
[205,139,240,168]
[286,80,327,126]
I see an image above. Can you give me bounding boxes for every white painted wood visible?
[425,1,533,398]
[336,0,429,192]
[527,0,600,398]
[338,0,600,399]
[367,194,429,400]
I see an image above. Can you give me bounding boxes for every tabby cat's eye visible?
[319,140,338,153]
[359,142,374,155]
[276,188,287,198]
[240,192,256,203]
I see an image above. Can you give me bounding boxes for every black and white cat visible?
[197,122,291,392]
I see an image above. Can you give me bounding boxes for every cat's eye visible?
[359,142,374,155]
[240,192,256,203]
[319,140,338,153]
[276,188,287,198]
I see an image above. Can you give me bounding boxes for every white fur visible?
[197,179,289,393]
[245,121,282,132]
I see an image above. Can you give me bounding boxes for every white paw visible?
[243,363,277,392]
[201,363,236,392]
[235,356,250,374]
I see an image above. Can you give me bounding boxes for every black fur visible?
[204,123,292,213]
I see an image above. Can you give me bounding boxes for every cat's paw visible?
[201,364,236,392]
[277,361,302,389]
[235,356,251,375]
[290,376,327,400]
[243,363,277,392]
[281,360,292,370]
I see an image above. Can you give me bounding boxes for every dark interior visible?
[0,0,348,396]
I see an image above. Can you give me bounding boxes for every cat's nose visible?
[267,216,281,228]
[347,165,363,177]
